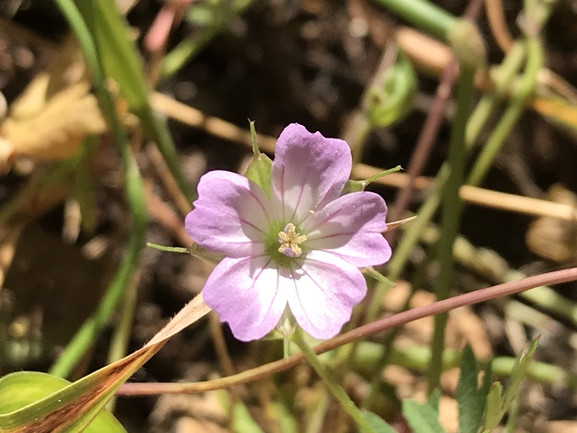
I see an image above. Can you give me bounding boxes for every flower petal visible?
[203,256,288,341]
[271,123,352,225]
[185,171,272,257]
[286,251,367,339]
[302,191,391,267]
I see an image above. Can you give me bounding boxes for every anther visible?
[278,223,307,257]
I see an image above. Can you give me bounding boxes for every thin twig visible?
[117,265,577,395]
[485,0,514,52]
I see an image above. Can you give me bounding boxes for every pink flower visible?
[185,123,391,341]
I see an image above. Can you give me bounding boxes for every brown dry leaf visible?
[526,184,577,263]
[0,82,107,167]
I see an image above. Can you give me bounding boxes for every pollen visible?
[278,223,307,257]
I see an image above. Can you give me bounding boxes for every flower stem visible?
[292,328,375,433]
[467,37,543,186]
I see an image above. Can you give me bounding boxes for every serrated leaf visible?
[483,382,503,431]
[362,411,397,433]
[456,344,487,433]
[402,399,447,433]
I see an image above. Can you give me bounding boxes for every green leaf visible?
[75,0,194,201]
[483,382,503,431]
[501,337,539,415]
[402,399,447,433]
[76,0,147,109]
[244,153,273,198]
[361,411,397,433]
[456,344,488,433]
[0,371,125,433]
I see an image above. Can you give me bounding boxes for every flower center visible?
[278,223,307,258]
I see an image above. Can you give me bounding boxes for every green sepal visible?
[244,121,273,198]
[363,267,395,288]
[147,242,190,254]
[244,152,273,198]
[188,243,226,263]
[343,179,366,194]
[343,166,403,194]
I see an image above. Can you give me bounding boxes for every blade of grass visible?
[49,0,147,378]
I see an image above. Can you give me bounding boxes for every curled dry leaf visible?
[0,82,107,170]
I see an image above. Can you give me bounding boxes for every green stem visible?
[366,37,533,325]
[465,41,527,147]
[352,342,577,390]
[49,0,147,378]
[371,0,456,40]
[467,37,543,186]
[428,66,476,394]
[292,328,375,433]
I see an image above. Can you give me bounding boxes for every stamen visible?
[278,223,307,257]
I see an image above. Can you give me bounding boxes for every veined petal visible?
[203,256,289,341]
[302,191,391,267]
[185,171,272,257]
[286,251,367,339]
[271,123,352,225]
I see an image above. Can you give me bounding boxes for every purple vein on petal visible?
[305,206,346,234]
[309,231,355,242]
[246,188,273,226]
[313,179,341,214]
[289,171,308,224]
[290,260,330,325]
[253,258,280,327]
[238,217,267,235]
[279,165,286,221]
